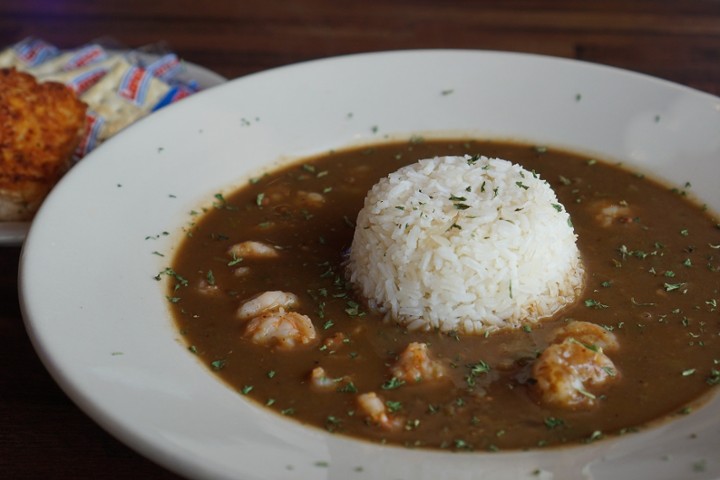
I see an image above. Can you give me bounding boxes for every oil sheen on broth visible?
[165,139,720,451]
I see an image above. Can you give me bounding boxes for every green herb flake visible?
[213,193,227,207]
[381,377,406,390]
[465,360,491,388]
[211,359,226,370]
[325,416,342,432]
[706,369,720,385]
[544,416,565,429]
[344,301,364,317]
[241,385,253,395]
[577,387,596,399]
[693,459,707,472]
[227,253,243,266]
[337,382,358,393]
[454,439,471,450]
[584,298,609,309]
[154,267,189,287]
[466,154,481,165]
[664,282,687,292]
[255,192,265,207]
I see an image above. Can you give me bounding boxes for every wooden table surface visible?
[1,1,719,478]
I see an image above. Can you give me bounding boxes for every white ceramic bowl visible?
[19,50,720,480]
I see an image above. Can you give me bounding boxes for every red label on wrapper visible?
[117,66,152,105]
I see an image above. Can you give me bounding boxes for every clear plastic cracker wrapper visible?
[1,37,208,160]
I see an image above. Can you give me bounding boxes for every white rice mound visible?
[346,155,585,335]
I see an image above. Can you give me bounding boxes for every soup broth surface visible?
[166,139,720,451]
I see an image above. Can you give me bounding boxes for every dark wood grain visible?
[2,1,719,478]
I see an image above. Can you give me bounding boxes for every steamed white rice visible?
[346,155,585,335]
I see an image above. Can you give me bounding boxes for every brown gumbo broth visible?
[166,139,720,451]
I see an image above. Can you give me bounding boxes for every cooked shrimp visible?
[296,190,325,208]
[390,342,446,384]
[227,240,279,259]
[309,366,353,391]
[532,338,619,409]
[322,332,347,352]
[591,201,634,227]
[551,321,619,353]
[233,266,251,277]
[357,392,403,431]
[236,291,298,321]
[196,279,221,297]
[310,366,336,390]
[244,308,316,350]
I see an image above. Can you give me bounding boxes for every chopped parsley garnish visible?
[544,417,565,429]
[381,377,406,390]
[465,360,491,387]
[344,301,364,317]
[664,282,686,292]
[337,382,358,393]
[584,298,609,309]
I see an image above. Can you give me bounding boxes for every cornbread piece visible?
[0,68,86,220]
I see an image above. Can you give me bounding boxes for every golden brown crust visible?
[0,68,87,220]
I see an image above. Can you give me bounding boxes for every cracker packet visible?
[38,56,122,95]
[28,43,110,76]
[0,37,59,70]
[74,58,171,158]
